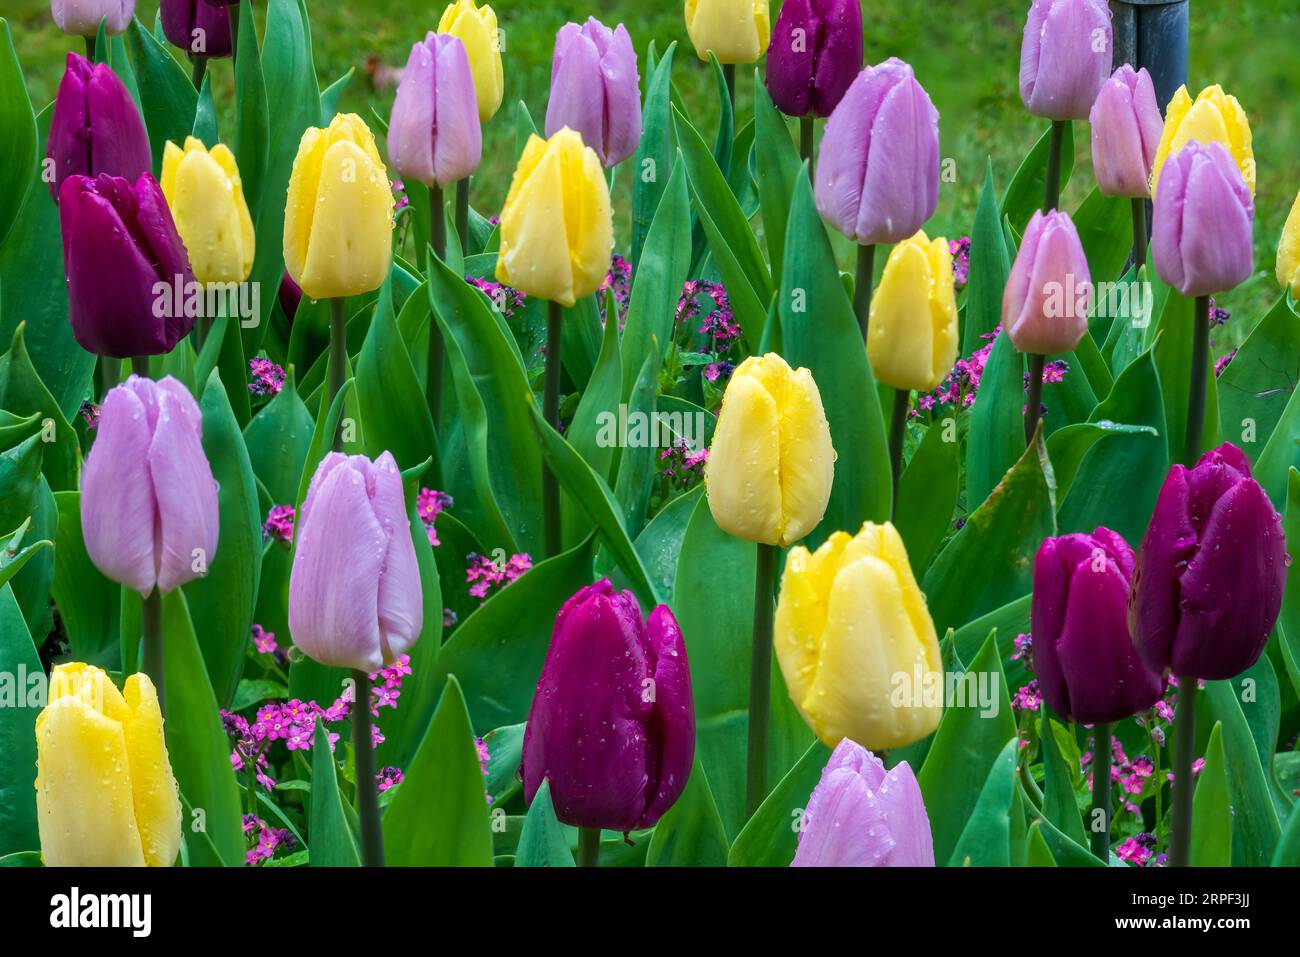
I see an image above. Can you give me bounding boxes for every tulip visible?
[1089,65,1162,199]
[160,0,233,59]
[278,272,303,321]
[544,18,641,169]
[868,231,959,393]
[706,352,835,548]
[791,739,934,867]
[520,580,695,847]
[1151,141,1254,299]
[1151,84,1255,199]
[1019,0,1112,122]
[1003,209,1092,356]
[35,664,181,867]
[684,0,770,65]
[46,53,151,202]
[283,113,395,301]
[51,0,134,36]
[289,451,423,672]
[438,0,504,124]
[765,0,862,119]
[495,128,613,307]
[59,173,197,359]
[775,521,942,751]
[388,33,482,189]
[1278,188,1300,298]
[160,136,255,285]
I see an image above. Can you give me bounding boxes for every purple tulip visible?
[278,273,303,322]
[1020,0,1113,121]
[1089,65,1162,198]
[1130,444,1288,680]
[1031,528,1165,724]
[814,59,939,245]
[288,452,424,673]
[791,739,933,867]
[388,33,482,189]
[520,580,694,832]
[82,375,220,597]
[1002,209,1091,355]
[46,53,151,202]
[544,18,641,168]
[59,173,196,359]
[160,0,232,59]
[765,0,863,119]
[51,0,134,36]
[1151,141,1254,298]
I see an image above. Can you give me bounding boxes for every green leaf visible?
[1203,679,1282,866]
[1274,799,1300,866]
[645,759,729,867]
[1153,288,1220,467]
[308,722,360,866]
[1277,469,1300,701]
[963,162,1012,353]
[0,585,38,855]
[1190,722,1232,867]
[727,740,831,867]
[125,18,198,167]
[0,19,36,250]
[515,780,575,867]
[1039,708,1087,846]
[1218,296,1300,464]
[0,324,80,490]
[752,77,802,282]
[1002,121,1074,233]
[192,71,219,144]
[568,291,623,484]
[482,723,525,806]
[948,738,1018,866]
[233,0,268,217]
[51,492,120,668]
[244,367,314,505]
[293,375,354,515]
[1073,189,1134,285]
[1255,373,1300,511]
[632,486,703,605]
[966,330,1025,510]
[895,418,960,575]
[610,352,661,540]
[1026,821,1058,866]
[631,41,676,272]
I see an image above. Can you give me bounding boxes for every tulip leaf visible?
[631,41,677,272]
[308,722,360,867]
[610,351,661,540]
[1203,678,1282,866]
[515,780,575,868]
[1023,792,1107,867]
[233,0,269,219]
[645,759,729,867]
[752,77,801,282]
[1153,288,1221,467]
[1026,821,1058,866]
[963,162,1013,354]
[565,297,622,545]
[482,723,525,807]
[895,418,961,576]
[1229,655,1290,819]
[382,675,494,866]
[0,584,39,856]
[125,18,198,167]
[949,737,1018,867]
[1219,296,1300,465]
[1277,469,1300,701]
[1254,374,1300,512]
[727,740,831,867]
[966,329,1025,511]
[1190,722,1232,867]
[0,19,35,251]
[1001,121,1074,234]
[632,485,703,606]
[50,492,120,668]
[1073,188,1135,286]
[0,325,81,493]
[0,432,41,534]
[244,366,314,506]
[918,630,1016,865]
[560,296,602,391]
[162,588,245,866]
[1046,420,1159,506]
[293,375,354,516]
[192,71,219,145]
[1038,708,1087,846]
[1274,799,1300,866]
[0,519,52,597]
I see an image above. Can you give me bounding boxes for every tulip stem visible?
[542,300,563,558]
[1184,296,1211,466]
[85,34,96,62]
[799,115,814,181]
[328,298,347,451]
[131,356,150,378]
[142,588,164,717]
[191,55,208,92]
[1169,677,1198,867]
[1024,353,1046,445]
[427,187,446,428]
[723,64,736,114]
[853,243,875,341]
[889,389,909,520]
[98,358,119,400]
[456,178,470,254]
[351,669,385,867]
[577,827,600,867]
[1044,120,1067,212]
[1131,197,1148,271]
[1090,722,1113,861]
[746,542,778,819]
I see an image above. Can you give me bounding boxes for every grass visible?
[9,0,1300,331]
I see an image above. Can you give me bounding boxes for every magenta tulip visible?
[1002,209,1092,355]
[544,18,641,168]
[764,0,863,119]
[1089,65,1162,198]
[388,32,482,188]
[1020,0,1113,121]
[160,0,232,58]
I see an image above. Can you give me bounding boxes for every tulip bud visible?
[1151,84,1255,199]
[1031,528,1164,724]
[775,522,942,750]
[764,0,862,119]
[1130,443,1289,680]
[1089,65,1162,198]
[278,272,303,321]
[438,0,504,124]
[495,128,613,307]
[388,33,482,189]
[544,18,641,169]
[283,113,395,300]
[706,353,835,547]
[36,664,182,867]
[1019,0,1112,121]
[814,59,940,246]
[867,231,959,392]
[160,0,233,59]
[684,0,770,66]
[160,137,255,285]
[1002,209,1092,355]
[59,173,197,358]
[1279,188,1300,298]
[82,376,219,596]
[791,739,934,867]
[1151,141,1254,298]
[46,53,151,202]
[289,451,423,672]
[520,580,695,831]
[51,0,134,36]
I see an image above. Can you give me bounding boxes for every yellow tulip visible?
[868,231,959,392]
[1151,84,1255,198]
[35,664,181,867]
[1278,188,1300,298]
[705,353,835,547]
[775,522,942,750]
[495,128,613,307]
[283,113,394,300]
[160,136,255,286]
[684,0,771,65]
[439,0,504,123]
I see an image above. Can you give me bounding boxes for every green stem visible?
[1169,678,1198,867]
[723,63,736,115]
[98,358,119,400]
[1024,353,1046,445]
[1184,296,1210,466]
[799,115,814,181]
[329,298,347,452]
[141,588,164,717]
[1044,120,1067,212]
[131,355,150,378]
[1090,722,1113,861]
[427,186,446,426]
[191,55,208,92]
[1151,722,1164,842]
[84,34,97,62]
[746,542,777,818]
[1131,197,1148,271]
[244,749,258,818]
[853,243,875,341]
[578,827,600,867]
[889,388,909,521]
[542,300,563,558]
[351,670,385,866]
[455,178,470,254]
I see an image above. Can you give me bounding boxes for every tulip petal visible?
[637,605,695,827]
[369,452,424,663]
[122,674,182,867]
[706,368,783,545]
[1131,466,1197,674]
[148,377,220,593]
